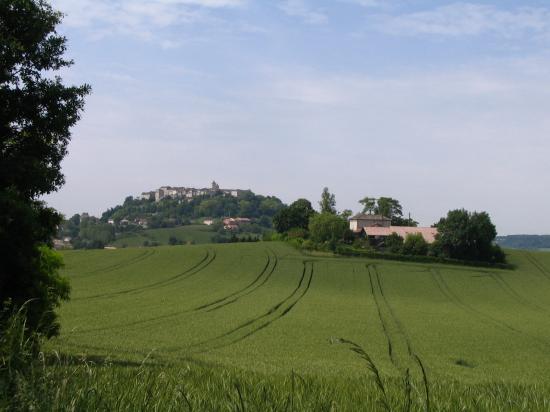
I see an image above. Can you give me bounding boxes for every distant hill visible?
[496,235,550,250]
[58,189,283,249]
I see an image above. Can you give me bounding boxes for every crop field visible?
[110,224,215,247]
[52,243,550,384]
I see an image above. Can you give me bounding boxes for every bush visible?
[384,233,404,254]
[402,233,428,256]
[168,236,181,246]
[287,227,308,240]
[263,232,286,242]
[308,213,349,246]
[490,244,506,264]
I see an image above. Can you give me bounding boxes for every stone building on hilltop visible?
[140,181,244,202]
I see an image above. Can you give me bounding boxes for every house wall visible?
[350,218,391,231]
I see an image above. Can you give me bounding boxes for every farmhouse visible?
[349,213,438,243]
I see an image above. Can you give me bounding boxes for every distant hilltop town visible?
[140,181,245,202]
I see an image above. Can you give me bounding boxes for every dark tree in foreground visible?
[433,209,505,263]
[0,0,90,337]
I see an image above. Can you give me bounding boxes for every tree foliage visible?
[319,187,336,214]
[359,197,376,214]
[308,213,349,247]
[358,196,417,226]
[433,209,504,263]
[273,198,316,233]
[402,233,428,256]
[384,233,404,254]
[0,0,90,337]
[376,197,403,221]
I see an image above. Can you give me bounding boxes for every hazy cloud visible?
[379,3,550,38]
[279,0,328,24]
[342,0,386,8]
[51,0,245,44]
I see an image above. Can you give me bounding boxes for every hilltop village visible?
[140,181,244,202]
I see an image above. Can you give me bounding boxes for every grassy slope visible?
[110,225,215,247]
[52,244,550,386]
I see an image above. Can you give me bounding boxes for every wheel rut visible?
[525,252,550,281]
[193,248,279,312]
[489,272,546,314]
[367,264,417,372]
[77,250,156,278]
[75,248,216,300]
[179,261,314,354]
[71,249,274,334]
[431,268,550,349]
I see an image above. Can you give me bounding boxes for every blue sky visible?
[45,0,550,234]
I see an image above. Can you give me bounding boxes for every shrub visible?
[384,233,404,254]
[287,227,308,240]
[402,233,428,256]
[168,236,181,246]
[308,213,349,246]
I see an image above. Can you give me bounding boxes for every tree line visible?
[271,187,505,264]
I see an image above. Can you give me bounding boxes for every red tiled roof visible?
[363,226,438,243]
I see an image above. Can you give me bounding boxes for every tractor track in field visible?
[430,269,550,350]
[71,249,277,334]
[432,268,550,353]
[176,260,314,354]
[74,249,216,301]
[525,252,550,281]
[76,250,157,278]
[194,249,279,312]
[430,268,522,334]
[489,272,547,314]
[367,264,397,368]
[367,264,416,371]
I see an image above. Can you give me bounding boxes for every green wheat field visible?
[46,242,550,410]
